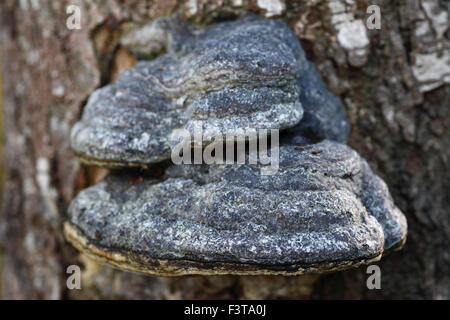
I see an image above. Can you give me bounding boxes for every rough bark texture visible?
[0,0,448,299]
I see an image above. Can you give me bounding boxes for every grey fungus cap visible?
[65,141,407,276]
[70,15,305,168]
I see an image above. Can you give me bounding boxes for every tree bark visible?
[0,0,448,299]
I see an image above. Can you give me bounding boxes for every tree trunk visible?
[0,0,448,299]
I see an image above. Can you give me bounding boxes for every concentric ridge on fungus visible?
[65,141,407,276]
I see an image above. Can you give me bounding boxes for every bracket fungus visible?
[66,15,407,276]
[66,141,406,276]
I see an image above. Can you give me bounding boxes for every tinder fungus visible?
[66,14,407,276]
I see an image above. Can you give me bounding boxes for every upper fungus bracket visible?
[66,141,407,276]
[70,14,351,168]
[71,15,308,167]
